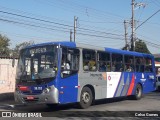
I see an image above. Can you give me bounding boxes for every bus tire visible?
[79,87,93,109]
[133,84,142,100]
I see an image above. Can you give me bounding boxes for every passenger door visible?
[58,47,80,103]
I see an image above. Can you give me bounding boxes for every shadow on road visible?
[0,92,14,102]
[3,96,128,112]
[0,91,159,113]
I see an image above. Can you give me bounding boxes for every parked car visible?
[156,75,160,91]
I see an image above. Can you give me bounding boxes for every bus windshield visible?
[16,45,58,85]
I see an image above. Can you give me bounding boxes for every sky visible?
[0,0,160,53]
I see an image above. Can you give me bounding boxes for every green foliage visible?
[135,40,151,54]
[0,34,10,56]
[122,39,151,54]
[13,41,34,57]
[0,34,34,57]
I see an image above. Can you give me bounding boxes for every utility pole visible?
[131,0,135,51]
[124,20,129,50]
[70,29,73,42]
[130,0,146,51]
[74,16,78,42]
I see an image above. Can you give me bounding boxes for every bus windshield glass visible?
[16,45,58,84]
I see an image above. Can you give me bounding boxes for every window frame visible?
[60,46,80,78]
[135,57,145,72]
[111,53,124,72]
[83,49,97,72]
[97,51,111,72]
[124,55,135,72]
[144,57,153,73]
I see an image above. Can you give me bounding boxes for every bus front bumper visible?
[14,86,59,104]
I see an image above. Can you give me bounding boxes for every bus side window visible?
[124,55,134,72]
[135,57,144,72]
[145,58,153,72]
[112,53,123,72]
[98,51,111,72]
[83,49,96,71]
[61,47,79,78]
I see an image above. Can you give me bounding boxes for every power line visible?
[78,20,123,34]
[0,17,125,41]
[0,18,70,33]
[0,10,125,37]
[136,9,160,30]
[39,0,125,20]
[0,5,73,25]
[138,33,160,43]
[77,32,124,40]
[0,10,74,28]
[1,2,159,51]
[0,15,72,31]
[0,4,125,35]
[58,0,125,19]
[151,0,160,7]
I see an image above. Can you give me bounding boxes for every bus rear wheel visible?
[133,84,142,100]
[79,87,93,109]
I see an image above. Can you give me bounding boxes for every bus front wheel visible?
[79,87,93,109]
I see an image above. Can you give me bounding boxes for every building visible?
[0,57,18,93]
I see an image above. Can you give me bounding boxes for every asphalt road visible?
[0,91,160,119]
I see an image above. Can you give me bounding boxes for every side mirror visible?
[12,57,15,67]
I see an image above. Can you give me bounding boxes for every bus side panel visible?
[144,73,156,93]
[106,72,121,98]
[78,71,107,101]
[58,74,78,104]
[107,72,135,98]
[127,72,156,96]
[114,72,133,97]
[135,73,156,94]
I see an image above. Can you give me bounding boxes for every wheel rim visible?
[82,92,90,104]
[136,86,141,97]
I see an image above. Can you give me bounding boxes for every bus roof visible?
[24,41,153,58]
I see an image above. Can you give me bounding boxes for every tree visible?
[122,39,151,54]
[12,41,34,57]
[0,34,10,56]
[135,39,151,54]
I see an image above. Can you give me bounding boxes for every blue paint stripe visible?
[114,73,123,97]
[120,73,129,96]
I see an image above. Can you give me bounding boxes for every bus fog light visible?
[43,87,51,94]
[45,98,48,101]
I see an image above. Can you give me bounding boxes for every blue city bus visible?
[14,41,156,108]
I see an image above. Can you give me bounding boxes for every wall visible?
[0,58,18,93]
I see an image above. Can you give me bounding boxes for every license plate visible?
[26,96,34,100]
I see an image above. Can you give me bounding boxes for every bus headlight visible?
[43,87,51,94]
